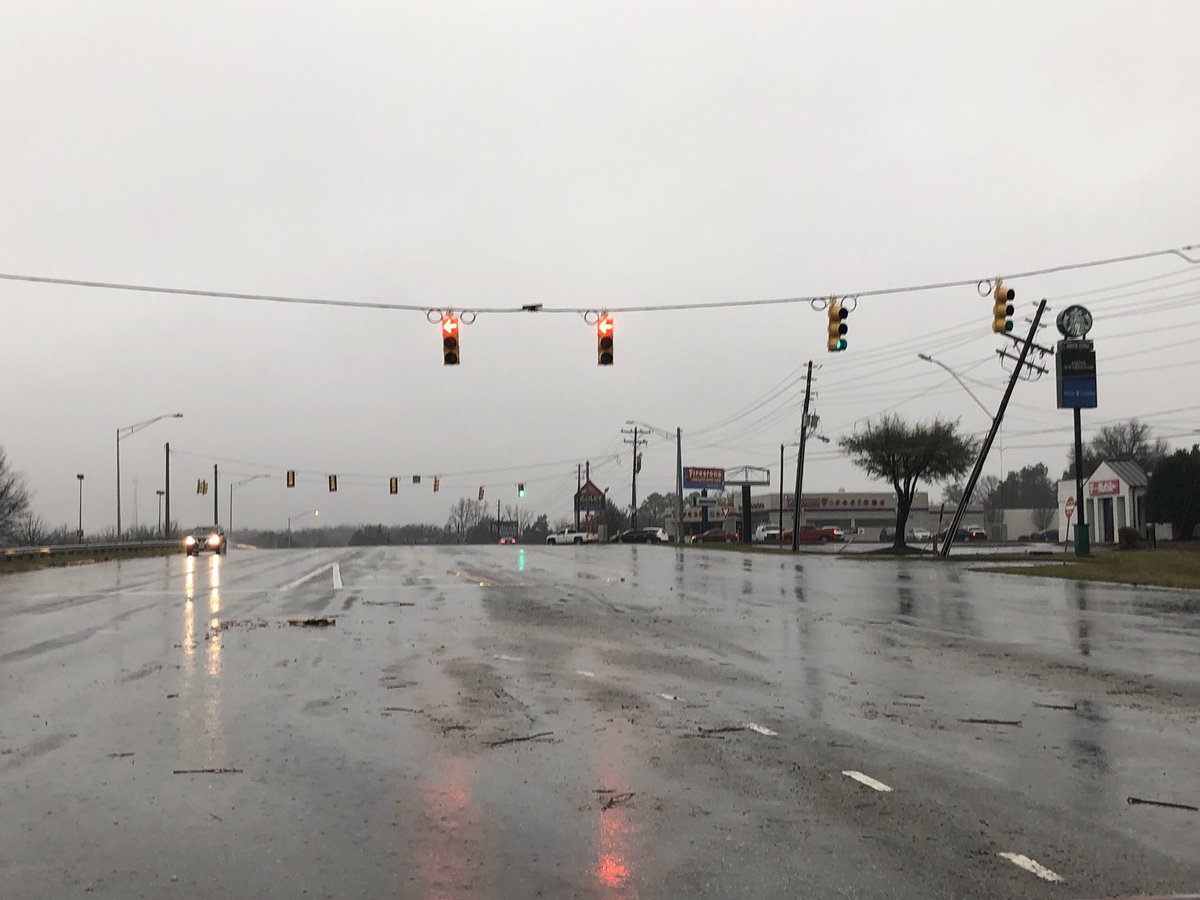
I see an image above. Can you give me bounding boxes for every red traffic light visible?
[597,315,614,366]
[442,316,460,365]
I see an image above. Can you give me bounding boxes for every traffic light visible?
[478,485,485,501]
[827,300,848,352]
[286,470,296,488]
[596,315,614,366]
[389,477,399,495]
[442,315,460,365]
[518,482,526,498]
[196,479,208,495]
[433,476,441,493]
[328,475,338,492]
[992,280,1015,333]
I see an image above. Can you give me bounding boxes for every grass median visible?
[984,545,1200,590]
[0,545,179,575]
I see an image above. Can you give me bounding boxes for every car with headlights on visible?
[184,525,227,556]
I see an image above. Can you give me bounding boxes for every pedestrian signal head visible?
[442,316,460,365]
[992,280,1015,334]
[596,315,614,366]
[826,301,848,352]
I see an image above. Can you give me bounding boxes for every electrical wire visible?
[2,242,1196,316]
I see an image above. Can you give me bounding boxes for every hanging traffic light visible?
[389,477,399,495]
[433,476,441,493]
[196,479,207,495]
[328,475,338,492]
[992,280,1015,333]
[827,300,848,352]
[442,315,461,365]
[518,482,526,498]
[286,470,296,488]
[478,485,485,501]
[596,315,614,366]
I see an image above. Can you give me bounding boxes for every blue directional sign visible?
[1056,339,1097,409]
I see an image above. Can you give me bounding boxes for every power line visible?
[2,241,1196,316]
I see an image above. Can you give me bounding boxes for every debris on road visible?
[166,693,179,699]
[173,768,243,775]
[107,752,134,759]
[1126,796,1199,812]
[698,725,745,735]
[484,731,554,748]
[210,618,268,632]
[1033,701,1078,711]
[288,617,336,627]
[383,706,424,714]
[602,791,636,810]
[958,718,1023,727]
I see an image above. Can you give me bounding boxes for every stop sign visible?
[1065,496,1075,520]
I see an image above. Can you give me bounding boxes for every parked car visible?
[618,527,669,544]
[965,524,989,541]
[690,529,738,543]
[879,527,929,543]
[910,527,932,542]
[753,525,783,543]
[799,525,844,543]
[184,525,227,556]
[546,528,597,545]
[935,527,970,542]
[1030,529,1059,542]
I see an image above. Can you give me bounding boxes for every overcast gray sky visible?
[3,1,1198,534]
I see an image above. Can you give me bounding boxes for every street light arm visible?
[916,354,991,418]
[119,412,184,440]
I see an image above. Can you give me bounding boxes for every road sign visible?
[1065,496,1075,520]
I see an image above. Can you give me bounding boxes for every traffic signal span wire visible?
[2,241,1196,316]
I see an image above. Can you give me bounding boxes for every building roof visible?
[1099,459,1149,488]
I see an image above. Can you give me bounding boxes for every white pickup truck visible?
[546,528,598,545]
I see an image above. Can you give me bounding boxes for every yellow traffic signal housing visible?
[328,474,338,492]
[442,316,461,365]
[286,470,296,488]
[827,301,848,352]
[433,476,441,493]
[992,280,1015,333]
[596,315,614,366]
[478,485,485,501]
[389,477,399,495]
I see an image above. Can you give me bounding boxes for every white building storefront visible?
[1057,460,1148,545]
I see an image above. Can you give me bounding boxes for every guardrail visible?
[2,540,180,561]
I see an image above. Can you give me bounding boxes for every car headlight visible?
[184,536,197,546]
[207,534,221,545]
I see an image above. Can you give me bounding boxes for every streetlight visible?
[76,474,84,543]
[626,420,684,545]
[117,413,183,539]
[230,474,271,537]
[156,489,165,536]
[287,509,319,549]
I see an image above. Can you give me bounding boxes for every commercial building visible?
[1057,460,1149,544]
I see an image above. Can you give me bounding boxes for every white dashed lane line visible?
[998,852,1065,883]
[745,723,778,736]
[332,563,343,590]
[575,670,596,678]
[841,770,893,792]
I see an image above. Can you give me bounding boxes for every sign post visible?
[1056,305,1096,557]
[1064,496,1075,553]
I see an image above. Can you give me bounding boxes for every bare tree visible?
[0,448,32,545]
[446,497,485,543]
[1065,418,1169,478]
[1033,507,1057,531]
[15,513,46,545]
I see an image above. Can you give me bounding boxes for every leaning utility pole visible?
[164,443,171,539]
[621,426,647,529]
[790,361,814,552]
[940,299,1049,556]
[675,427,684,545]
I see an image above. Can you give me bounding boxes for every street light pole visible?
[230,474,271,536]
[76,474,84,543]
[287,509,319,549]
[116,413,183,538]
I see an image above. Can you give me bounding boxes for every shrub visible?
[1117,526,1141,550]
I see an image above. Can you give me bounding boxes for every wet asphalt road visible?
[1,546,1198,899]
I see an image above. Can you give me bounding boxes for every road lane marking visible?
[495,655,525,663]
[842,771,893,792]
[280,564,336,592]
[745,723,778,736]
[575,670,595,678]
[998,852,1064,883]
[332,563,343,590]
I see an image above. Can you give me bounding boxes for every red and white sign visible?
[1088,479,1120,497]
[1064,496,1075,520]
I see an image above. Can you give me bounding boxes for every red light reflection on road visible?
[414,755,489,899]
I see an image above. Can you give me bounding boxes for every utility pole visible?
[779,444,784,537]
[621,426,647,529]
[132,478,139,532]
[164,443,171,539]
[791,361,814,553]
[941,298,1048,556]
[213,464,219,527]
[675,427,683,545]
[156,490,165,536]
[576,464,582,530]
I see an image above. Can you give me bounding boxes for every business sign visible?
[683,467,725,491]
[1056,339,1098,409]
[574,480,607,513]
[1089,479,1120,497]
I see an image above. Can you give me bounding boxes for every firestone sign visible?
[683,467,725,491]
[1088,479,1120,497]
